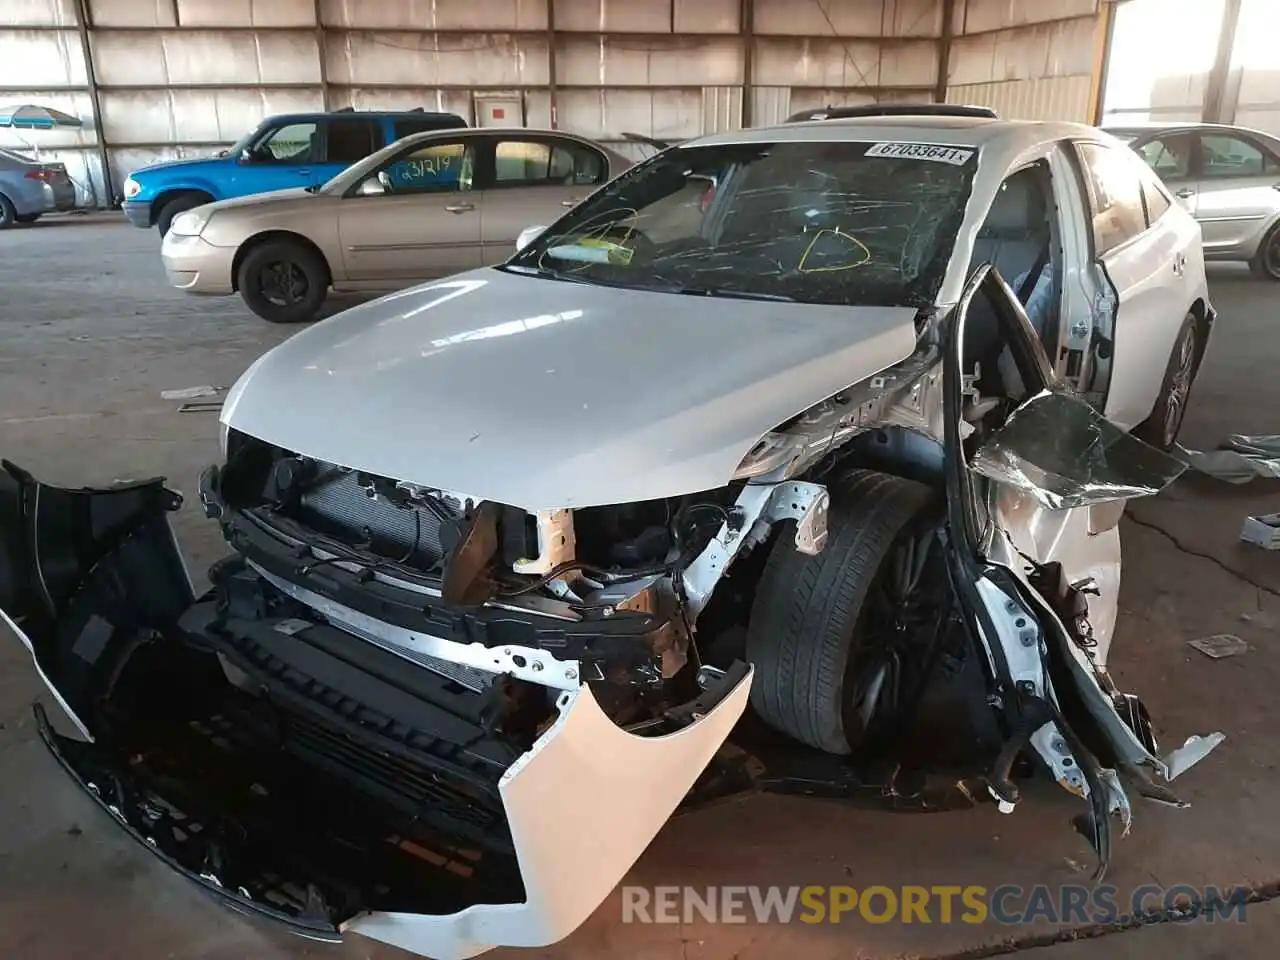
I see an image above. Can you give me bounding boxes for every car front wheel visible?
[155,193,207,237]
[745,470,937,755]
[236,239,329,324]
[1132,312,1200,450]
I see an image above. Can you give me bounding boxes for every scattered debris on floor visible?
[160,385,223,401]
[1240,513,1280,550]
[177,400,224,414]
[1187,634,1250,659]
[1182,435,1280,483]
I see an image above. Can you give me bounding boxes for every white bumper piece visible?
[344,666,754,958]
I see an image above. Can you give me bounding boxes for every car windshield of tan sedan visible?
[507,139,978,307]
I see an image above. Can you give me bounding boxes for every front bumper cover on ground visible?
[0,460,754,959]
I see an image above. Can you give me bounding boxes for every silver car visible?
[161,128,632,324]
[1108,122,1280,279]
[0,146,76,227]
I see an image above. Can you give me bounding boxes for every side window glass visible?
[1200,134,1268,178]
[495,140,555,185]
[252,122,319,164]
[550,143,607,185]
[1076,142,1147,255]
[1135,134,1192,179]
[324,119,380,164]
[379,142,474,194]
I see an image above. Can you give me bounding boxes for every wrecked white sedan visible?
[1,115,1224,958]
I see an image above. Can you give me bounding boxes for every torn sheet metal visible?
[1183,434,1280,483]
[1164,733,1227,780]
[971,390,1187,510]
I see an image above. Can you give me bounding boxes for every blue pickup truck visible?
[122,108,466,235]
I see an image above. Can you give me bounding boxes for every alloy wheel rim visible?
[846,531,936,736]
[1266,232,1280,278]
[260,261,307,307]
[1163,326,1197,446]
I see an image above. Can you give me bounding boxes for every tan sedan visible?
[160,127,632,323]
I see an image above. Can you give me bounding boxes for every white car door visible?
[1072,141,1193,433]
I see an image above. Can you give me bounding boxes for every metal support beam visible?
[72,0,112,209]
[547,0,558,128]
[1088,0,1117,125]
[935,0,956,104]
[740,0,755,127]
[1203,0,1243,123]
[313,0,330,110]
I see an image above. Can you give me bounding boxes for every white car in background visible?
[2,113,1221,959]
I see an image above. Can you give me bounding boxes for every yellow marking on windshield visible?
[797,228,872,273]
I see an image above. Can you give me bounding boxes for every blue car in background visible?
[122,108,467,235]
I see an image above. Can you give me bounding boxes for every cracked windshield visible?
[509,139,978,307]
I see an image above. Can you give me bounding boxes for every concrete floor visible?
[1,216,1279,959]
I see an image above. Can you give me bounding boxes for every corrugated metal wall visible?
[0,0,1109,208]
[944,0,1102,122]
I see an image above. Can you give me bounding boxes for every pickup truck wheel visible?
[0,193,15,229]
[237,240,329,324]
[1132,313,1199,450]
[155,194,207,236]
[1249,223,1280,280]
[745,470,936,755]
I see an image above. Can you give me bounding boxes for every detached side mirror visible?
[516,224,546,252]
[356,177,386,197]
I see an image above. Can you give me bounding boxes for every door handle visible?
[445,202,475,214]
[1174,187,1195,199]
[560,199,577,207]
[297,169,312,177]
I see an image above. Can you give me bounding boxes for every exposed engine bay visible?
[0,271,1224,960]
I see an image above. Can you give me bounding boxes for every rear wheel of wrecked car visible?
[1132,312,1199,451]
[0,193,15,230]
[746,469,936,755]
[237,238,329,324]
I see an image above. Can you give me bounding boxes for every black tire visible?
[14,213,39,224]
[1249,223,1280,280]
[1132,313,1199,450]
[0,193,15,230]
[155,193,208,236]
[745,470,935,755]
[236,239,329,324]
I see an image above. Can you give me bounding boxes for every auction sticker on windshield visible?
[864,142,975,165]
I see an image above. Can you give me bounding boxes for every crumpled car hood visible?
[221,268,920,510]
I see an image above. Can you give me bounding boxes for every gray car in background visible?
[1108,122,1280,279]
[0,146,76,228]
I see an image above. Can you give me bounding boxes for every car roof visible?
[1104,120,1280,141]
[690,116,1101,152]
[269,110,465,123]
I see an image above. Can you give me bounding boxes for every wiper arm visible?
[675,286,796,303]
